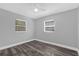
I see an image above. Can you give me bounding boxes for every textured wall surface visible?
[0,8,34,48]
[34,8,78,48]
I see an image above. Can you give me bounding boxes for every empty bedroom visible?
[0,3,79,56]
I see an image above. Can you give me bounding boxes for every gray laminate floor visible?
[0,40,78,56]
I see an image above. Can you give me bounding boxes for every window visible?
[44,19,55,32]
[15,19,26,31]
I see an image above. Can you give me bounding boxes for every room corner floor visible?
[0,40,78,56]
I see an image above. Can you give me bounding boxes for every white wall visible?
[34,8,78,48]
[0,8,34,48]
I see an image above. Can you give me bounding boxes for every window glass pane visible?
[16,20,26,26]
[16,26,26,31]
[45,27,54,31]
[45,21,55,26]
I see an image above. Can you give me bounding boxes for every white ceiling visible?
[0,3,79,19]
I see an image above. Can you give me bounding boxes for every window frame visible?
[15,19,27,32]
[44,19,56,32]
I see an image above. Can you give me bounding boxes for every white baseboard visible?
[0,39,35,50]
[33,39,79,52]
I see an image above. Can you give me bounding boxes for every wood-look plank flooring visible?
[0,40,78,56]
